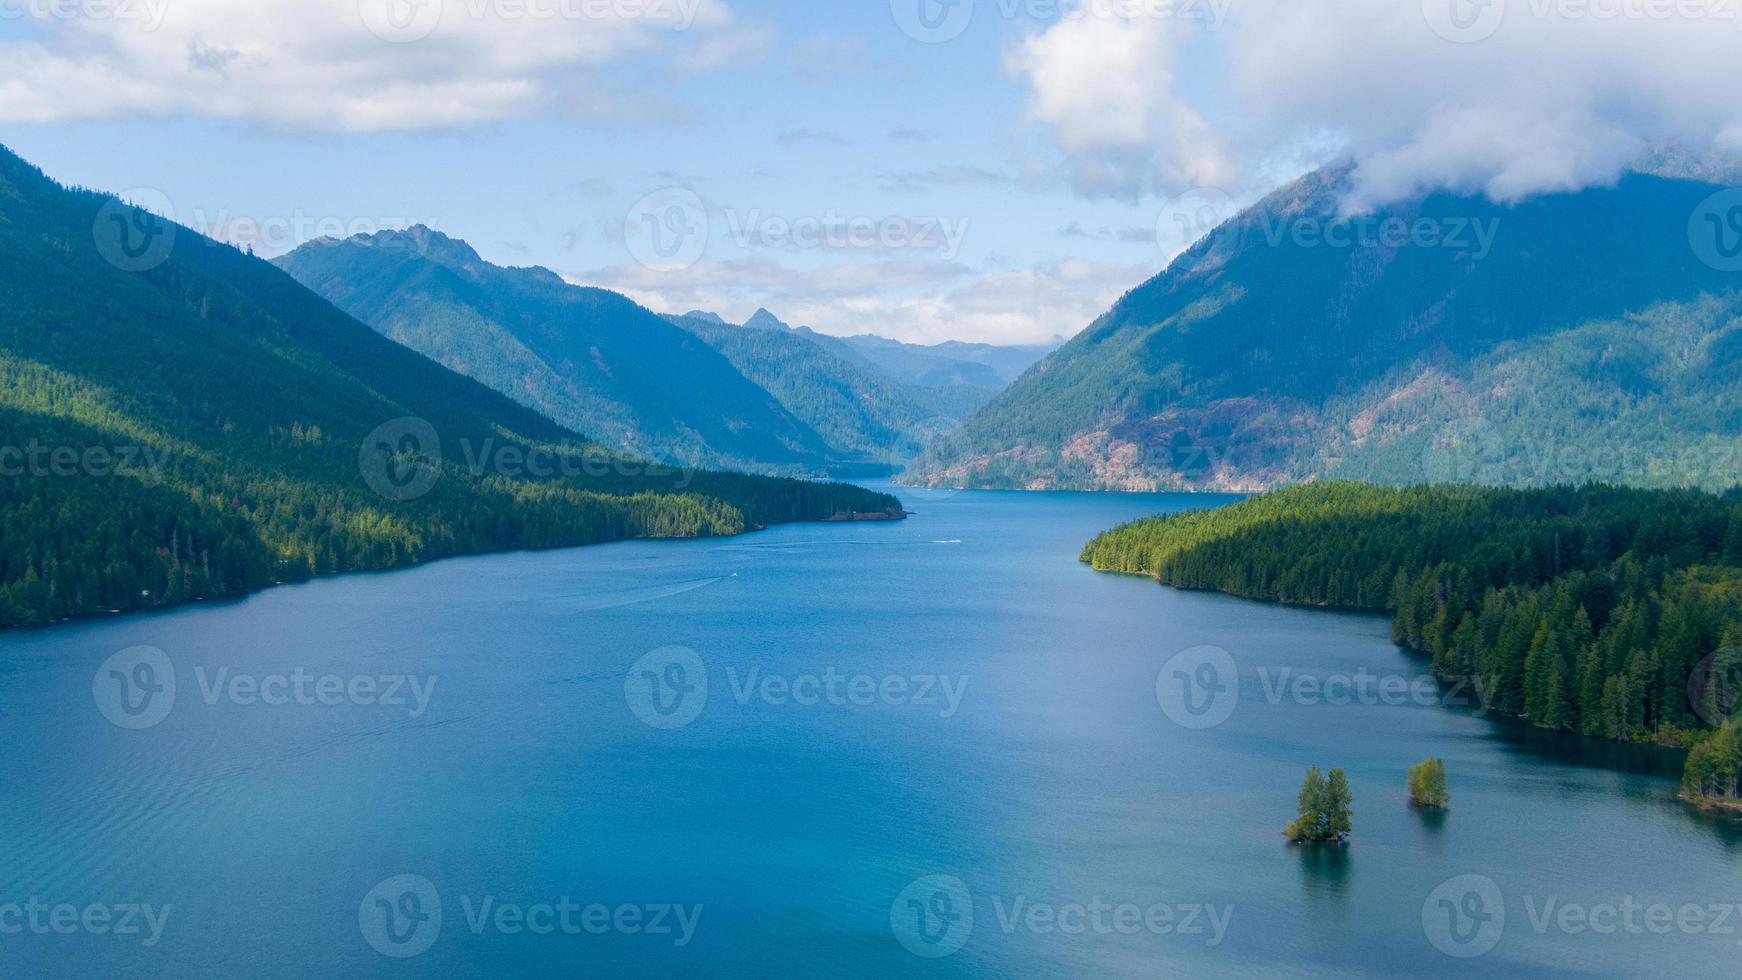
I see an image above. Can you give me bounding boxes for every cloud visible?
[1010,0,1742,209]
[1006,10,1236,202]
[0,0,751,131]
[1056,222,1158,244]
[578,254,1145,346]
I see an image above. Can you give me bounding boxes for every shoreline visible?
[2,507,907,636]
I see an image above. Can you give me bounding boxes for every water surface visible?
[2,488,1738,977]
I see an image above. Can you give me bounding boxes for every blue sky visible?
[1,1,1199,344]
[3,0,1736,343]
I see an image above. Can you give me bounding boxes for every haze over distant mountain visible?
[0,145,897,627]
[909,167,1742,492]
[663,312,983,468]
[686,308,1059,389]
[276,229,844,475]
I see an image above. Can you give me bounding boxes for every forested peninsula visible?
[1081,483,1742,808]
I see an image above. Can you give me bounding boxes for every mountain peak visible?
[744,308,792,331]
[683,310,730,326]
[350,225,484,270]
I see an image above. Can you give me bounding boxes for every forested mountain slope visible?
[0,145,899,627]
[664,313,982,468]
[276,230,840,474]
[911,169,1742,491]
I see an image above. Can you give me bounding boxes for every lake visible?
[2,487,1739,978]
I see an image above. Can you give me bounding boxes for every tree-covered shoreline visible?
[1081,482,1742,807]
[0,144,902,630]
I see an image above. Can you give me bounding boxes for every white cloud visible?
[579,255,1144,346]
[0,0,755,130]
[1006,10,1235,201]
[1010,0,1742,209]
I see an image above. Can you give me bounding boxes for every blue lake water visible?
[2,487,1739,978]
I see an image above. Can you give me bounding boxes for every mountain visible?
[909,167,1742,492]
[0,145,899,628]
[743,308,792,332]
[795,330,1056,389]
[684,308,1058,389]
[663,313,980,468]
[275,230,840,475]
[824,333,1058,388]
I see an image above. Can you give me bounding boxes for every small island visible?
[1408,758,1451,808]
[1683,721,1742,810]
[1285,767,1353,844]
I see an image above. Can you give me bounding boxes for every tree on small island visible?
[1408,758,1450,808]
[1285,767,1352,844]
[1684,721,1741,807]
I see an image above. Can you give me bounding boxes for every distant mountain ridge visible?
[909,167,1742,492]
[662,312,985,467]
[684,307,1058,388]
[277,229,843,475]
